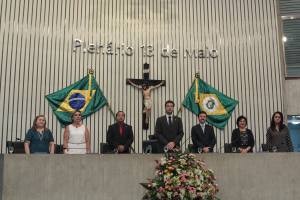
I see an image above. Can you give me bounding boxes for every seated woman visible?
[63,111,91,154]
[24,115,55,154]
[231,116,255,153]
[266,111,293,152]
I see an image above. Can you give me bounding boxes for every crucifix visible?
[127,63,166,130]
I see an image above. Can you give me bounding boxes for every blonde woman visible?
[63,111,91,154]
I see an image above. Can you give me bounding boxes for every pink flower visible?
[187,186,196,192]
[158,186,165,192]
[180,176,187,182]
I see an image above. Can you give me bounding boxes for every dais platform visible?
[1,153,300,200]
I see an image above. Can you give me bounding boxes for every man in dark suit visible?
[191,111,216,153]
[107,111,134,153]
[155,100,184,152]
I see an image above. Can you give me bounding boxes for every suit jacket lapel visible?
[124,124,129,137]
[117,123,120,135]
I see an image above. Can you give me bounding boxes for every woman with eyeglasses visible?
[231,116,255,153]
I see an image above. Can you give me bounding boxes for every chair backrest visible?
[187,144,196,153]
[100,143,114,154]
[224,143,232,153]
[55,144,64,154]
[142,139,163,153]
[6,141,25,154]
[148,135,157,140]
[261,144,268,152]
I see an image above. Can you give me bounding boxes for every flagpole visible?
[106,103,117,120]
[88,68,94,99]
[87,68,116,120]
[194,73,200,104]
[176,73,200,116]
[176,105,183,116]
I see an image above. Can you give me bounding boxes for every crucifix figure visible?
[127,63,166,130]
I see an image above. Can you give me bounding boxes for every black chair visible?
[148,135,157,140]
[6,141,13,153]
[6,141,25,154]
[100,143,135,154]
[188,144,197,153]
[188,144,215,153]
[55,144,64,154]
[100,143,115,154]
[224,143,232,153]
[261,144,268,152]
[142,139,164,153]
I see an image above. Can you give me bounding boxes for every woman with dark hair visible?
[63,111,91,154]
[266,111,293,152]
[24,115,55,154]
[231,116,255,153]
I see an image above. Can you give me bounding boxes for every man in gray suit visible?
[155,100,184,152]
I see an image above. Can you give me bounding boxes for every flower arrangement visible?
[141,150,219,200]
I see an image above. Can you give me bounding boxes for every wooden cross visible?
[126,63,166,130]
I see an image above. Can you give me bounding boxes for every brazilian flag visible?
[46,72,108,126]
[182,74,238,129]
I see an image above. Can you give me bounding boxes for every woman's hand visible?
[64,148,69,154]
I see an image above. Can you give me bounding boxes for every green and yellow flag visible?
[46,71,107,126]
[182,74,238,129]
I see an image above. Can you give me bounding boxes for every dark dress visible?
[266,125,293,152]
[25,128,54,153]
[231,128,255,152]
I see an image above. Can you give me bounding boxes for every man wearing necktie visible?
[155,100,184,152]
[191,111,216,153]
[107,111,134,153]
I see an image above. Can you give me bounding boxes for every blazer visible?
[107,123,134,153]
[266,125,293,152]
[154,115,184,147]
[191,124,216,152]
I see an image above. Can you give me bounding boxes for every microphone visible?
[180,135,193,151]
[130,146,136,154]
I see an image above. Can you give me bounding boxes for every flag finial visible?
[88,68,94,75]
[195,73,200,79]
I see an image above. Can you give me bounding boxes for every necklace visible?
[37,130,44,141]
[73,123,82,128]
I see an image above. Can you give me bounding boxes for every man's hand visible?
[64,148,69,154]
[118,145,125,153]
[239,148,248,153]
[167,142,176,150]
[244,147,251,153]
